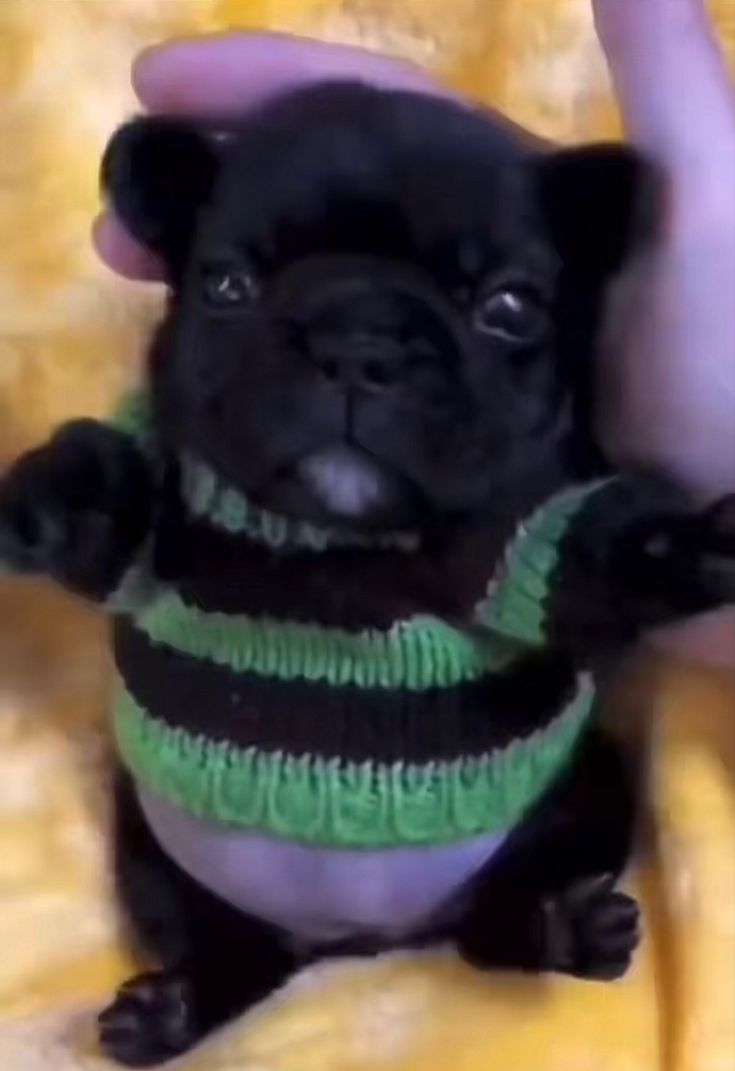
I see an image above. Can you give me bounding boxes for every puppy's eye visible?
[201,262,260,310]
[473,287,547,344]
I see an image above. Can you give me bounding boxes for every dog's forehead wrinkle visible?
[205,173,535,278]
[201,87,539,270]
[218,101,389,204]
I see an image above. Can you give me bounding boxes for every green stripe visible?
[110,389,157,457]
[474,480,611,646]
[115,677,595,848]
[134,590,523,688]
[180,454,421,553]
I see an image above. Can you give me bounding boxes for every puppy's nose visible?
[307,331,403,391]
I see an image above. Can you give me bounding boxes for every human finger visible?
[132,31,444,115]
[593,0,735,221]
[93,212,163,280]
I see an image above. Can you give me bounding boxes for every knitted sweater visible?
[109,391,602,850]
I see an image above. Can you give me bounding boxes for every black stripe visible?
[114,620,576,765]
[151,511,513,630]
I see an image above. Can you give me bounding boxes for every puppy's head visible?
[103,84,657,530]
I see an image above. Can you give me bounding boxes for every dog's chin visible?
[255,445,423,530]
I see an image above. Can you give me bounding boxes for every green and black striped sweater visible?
[109,391,603,850]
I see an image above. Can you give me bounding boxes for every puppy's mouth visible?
[256,444,422,528]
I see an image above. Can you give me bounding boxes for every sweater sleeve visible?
[471,481,613,650]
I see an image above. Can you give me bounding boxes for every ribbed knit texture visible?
[115,682,594,847]
[108,390,605,848]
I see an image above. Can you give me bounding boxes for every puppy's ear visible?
[101,117,224,274]
[538,145,661,278]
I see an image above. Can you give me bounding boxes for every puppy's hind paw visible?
[98,972,201,1067]
[542,873,641,981]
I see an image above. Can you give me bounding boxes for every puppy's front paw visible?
[98,972,201,1068]
[693,495,735,604]
[542,873,640,981]
[0,420,151,599]
[639,494,735,612]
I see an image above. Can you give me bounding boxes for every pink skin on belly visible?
[138,786,507,943]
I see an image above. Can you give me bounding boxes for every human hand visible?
[593,0,735,666]
[593,0,735,501]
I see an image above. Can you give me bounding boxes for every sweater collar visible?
[179,453,422,554]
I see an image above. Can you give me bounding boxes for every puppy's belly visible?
[138,787,506,943]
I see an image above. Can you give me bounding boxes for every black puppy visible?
[0,84,733,1067]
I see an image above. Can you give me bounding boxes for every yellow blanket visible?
[0,3,733,1069]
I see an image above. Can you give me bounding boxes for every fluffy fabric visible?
[0,1,733,1069]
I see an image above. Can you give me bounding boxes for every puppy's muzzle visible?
[306,330,405,392]
[273,255,463,391]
